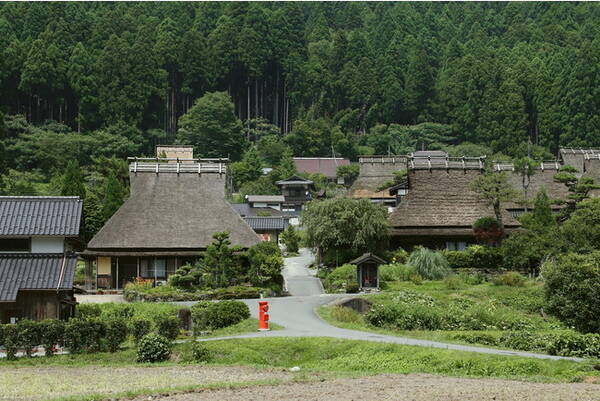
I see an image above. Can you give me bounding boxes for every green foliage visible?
[441,246,504,270]
[104,318,128,352]
[136,333,171,363]
[190,300,250,333]
[59,159,86,199]
[336,164,359,185]
[2,324,19,360]
[560,198,600,253]
[168,264,202,290]
[280,225,300,254]
[191,342,212,363]
[407,247,450,280]
[444,275,465,290]
[321,263,357,293]
[178,92,244,160]
[303,198,389,262]
[379,263,416,282]
[101,172,125,222]
[64,318,105,354]
[469,171,516,230]
[202,232,239,288]
[492,272,527,287]
[39,319,65,356]
[129,318,151,344]
[330,306,362,324]
[153,315,180,340]
[16,319,42,357]
[247,240,283,287]
[543,252,600,333]
[76,303,102,318]
[229,146,263,189]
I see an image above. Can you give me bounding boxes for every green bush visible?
[441,250,473,269]
[2,324,19,360]
[459,272,486,285]
[452,332,498,346]
[39,320,66,356]
[321,264,356,293]
[191,342,212,363]
[136,333,171,363]
[444,275,464,290]
[191,300,250,333]
[498,331,549,352]
[379,264,416,282]
[442,246,503,270]
[346,282,359,293]
[105,318,128,352]
[366,303,443,330]
[64,318,105,353]
[212,286,262,300]
[17,319,42,357]
[388,248,409,264]
[130,318,152,344]
[154,315,180,340]
[247,240,284,287]
[280,225,300,253]
[409,273,423,285]
[546,332,600,358]
[493,271,527,287]
[407,247,449,280]
[543,252,600,333]
[76,303,102,318]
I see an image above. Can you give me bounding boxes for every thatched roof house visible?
[84,158,259,289]
[348,155,407,206]
[388,157,519,250]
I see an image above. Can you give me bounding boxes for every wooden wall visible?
[0,291,74,323]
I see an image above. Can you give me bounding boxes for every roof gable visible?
[293,158,350,179]
[0,196,82,236]
[88,172,260,250]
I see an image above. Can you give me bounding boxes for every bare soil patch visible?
[140,373,600,401]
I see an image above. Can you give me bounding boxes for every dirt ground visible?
[136,373,600,401]
[0,365,304,401]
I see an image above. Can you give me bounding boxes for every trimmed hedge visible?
[191,300,250,334]
[136,333,171,363]
[124,285,263,302]
[441,246,503,270]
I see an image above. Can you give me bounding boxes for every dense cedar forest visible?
[1,2,600,207]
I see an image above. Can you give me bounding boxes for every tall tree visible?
[60,159,86,200]
[469,170,517,232]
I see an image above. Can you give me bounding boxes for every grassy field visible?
[317,280,580,353]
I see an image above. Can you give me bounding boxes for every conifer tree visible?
[60,159,86,200]
[101,172,125,222]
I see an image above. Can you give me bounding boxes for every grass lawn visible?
[198,318,284,338]
[317,280,586,355]
[1,337,598,401]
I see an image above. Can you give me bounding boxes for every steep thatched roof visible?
[87,171,260,250]
[497,163,570,207]
[559,148,600,173]
[348,156,407,199]
[389,168,519,236]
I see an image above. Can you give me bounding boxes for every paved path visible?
[196,248,585,362]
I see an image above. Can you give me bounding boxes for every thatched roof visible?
[389,168,519,236]
[348,156,407,199]
[293,157,350,179]
[559,148,600,173]
[87,172,260,251]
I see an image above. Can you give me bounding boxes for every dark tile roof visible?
[230,203,285,217]
[87,172,260,250]
[276,175,314,186]
[293,158,350,179]
[349,253,387,265]
[0,196,82,236]
[0,253,77,301]
[246,195,285,203]
[244,216,289,231]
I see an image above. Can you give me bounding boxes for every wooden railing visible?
[409,156,485,170]
[358,155,408,164]
[128,157,228,174]
[493,160,561,171]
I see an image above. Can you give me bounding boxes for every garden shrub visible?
[191,300,250,333]
[393,290,435,306]
[247,240,284,287]
[441,250,473,269]
[452,332,498,346]
[379,264,416,282]
[459,272,486,285]
[493,271,527,287]
[2,324,19,360]
[366,303,444,330]
[546,332,600,358]
[17,319,42,357]
[191,342,212,363]
[346,282,359,293]
[154,315,180,340]
[321,264,356,293]
[212,286,262,300]
[330,306,362,324]
[468,245,504,270]
[130,318,152,344]
[280,225,300,253]
[105,318,128,352]
[409,273,423,285]
[64,318,105,353]
[407,247,449,280]
[39,319,65,356]
[76,303,102,318]
[136,333,171,363]
[543,252,600,333]
[498,331,549,353]
[388,248,409,264]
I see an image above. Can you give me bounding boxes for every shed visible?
[350,253,387,290]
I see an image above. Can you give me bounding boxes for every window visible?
[140,258,166,278]
[0,238,30,252]
[446,241,467,251]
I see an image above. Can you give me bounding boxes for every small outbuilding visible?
[350,253,387,291]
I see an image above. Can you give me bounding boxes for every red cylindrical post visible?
[258,301,270,331]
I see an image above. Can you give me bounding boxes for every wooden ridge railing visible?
[409,156,485,170]
[128,157,228,174]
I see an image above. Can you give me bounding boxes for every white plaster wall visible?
[31,237,65,253]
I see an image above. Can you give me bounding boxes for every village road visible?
[192,248,585,362]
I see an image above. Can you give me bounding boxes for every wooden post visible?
[136,257,140,278]
[84,259,92,291]
[115,257,119,290]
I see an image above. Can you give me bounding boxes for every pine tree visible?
[60,159,86,200]
[101,172,125,222]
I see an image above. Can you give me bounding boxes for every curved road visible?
[192,249,585,362]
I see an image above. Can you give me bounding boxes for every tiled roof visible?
[0,253,77,301]
[293,158,350,179]
[246,195,285,203]
[275,175,314,186]
[244,216,289,231]
[0,196,82,236]
[230,203,285,217]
